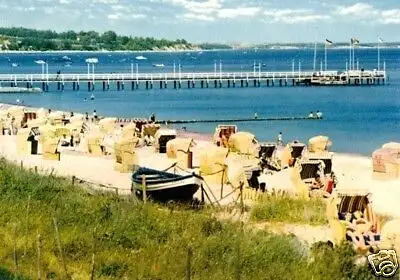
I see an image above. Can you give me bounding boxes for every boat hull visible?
[132,168,202,202]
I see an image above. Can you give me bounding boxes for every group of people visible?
[308,110,323,119]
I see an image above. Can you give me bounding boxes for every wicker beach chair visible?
[326,191,381,254]
[155,129,177,153]
[213,124,237,147]
[114,137,139,173]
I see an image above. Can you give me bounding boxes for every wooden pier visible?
[0,69,386,92]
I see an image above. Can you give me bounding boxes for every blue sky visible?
[0,0,399,43]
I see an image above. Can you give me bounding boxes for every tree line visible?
[0,27,200,51]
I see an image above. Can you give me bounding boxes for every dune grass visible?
[0,158,379,279]
[250,193,328,225]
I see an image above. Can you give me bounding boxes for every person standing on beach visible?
[277,132,283,146]
[92,110,97,122]
[150,113,156,123]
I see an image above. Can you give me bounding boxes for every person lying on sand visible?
[345,211,379,252]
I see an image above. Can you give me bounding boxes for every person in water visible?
[308,111,314,119]
[316,110,323,119]
[254,112,258,119]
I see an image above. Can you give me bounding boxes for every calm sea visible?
[0,48,399,155]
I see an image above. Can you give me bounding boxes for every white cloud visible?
[182,13,214,21]
[107,13,146,20]
[218,7,260,19]
[166,0,221,14]
[263,9,329,24]
[336,3,375,16]
[334,3,400,25]
[92,0,119,3]
[379,9,400,24]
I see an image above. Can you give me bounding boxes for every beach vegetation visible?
[0,158,379,279]
[251,194,328,225]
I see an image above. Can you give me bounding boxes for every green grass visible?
[0,158,380,279]
[250,193,328,225]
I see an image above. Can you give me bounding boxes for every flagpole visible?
[378,38,380,71]
[352,43,355,70]
[313,41,317,72]
[349,40,352,71]
[324,43,327,71]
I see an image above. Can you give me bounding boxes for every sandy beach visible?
[0,102,399,219]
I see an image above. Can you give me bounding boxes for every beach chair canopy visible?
[121,123,137,138]
[306,152,333,174]
[142,123,160,137]
[213,124,237,143]
[199,145,229,175]
[334,191,378,230]
[308,135,332,153]
[259,142,276,158]
[372,147,400,174]
[299,160,324,180]
[227,131,259,156]
[155,129,177,139]
[289,142,306,158]
[166,138,195,158]
[382,142,400,150]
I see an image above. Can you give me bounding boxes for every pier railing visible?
[0,70,386,83]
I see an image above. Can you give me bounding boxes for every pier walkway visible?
[0,69,386,92]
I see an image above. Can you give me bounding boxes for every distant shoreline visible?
[0,46,399,54]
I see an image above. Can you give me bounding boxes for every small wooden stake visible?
[13,223,18,272]
[36,232,42,280]
[141,175,147,203]
[53,217,69,279]
[20,160,23,170]
[34,166,38,173]
[71,176,75,186]
[185,247,193,280]
[239,182,244,214]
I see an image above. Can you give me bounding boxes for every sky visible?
[0,0,399,43]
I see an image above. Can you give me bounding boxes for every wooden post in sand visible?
[71,175,75,186]
[185,246,193,280]
[141,175,147,203]
[34,166,38,173]
[20,160,23,170]
[239,182,244,214]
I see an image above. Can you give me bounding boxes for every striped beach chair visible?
[327,191,381,254]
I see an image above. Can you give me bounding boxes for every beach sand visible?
[0,134,398,217]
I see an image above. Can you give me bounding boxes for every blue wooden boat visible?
[132,167,202,202]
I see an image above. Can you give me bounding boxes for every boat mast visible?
[313,41,317,72]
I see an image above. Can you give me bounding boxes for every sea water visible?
[0,48,399,155]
